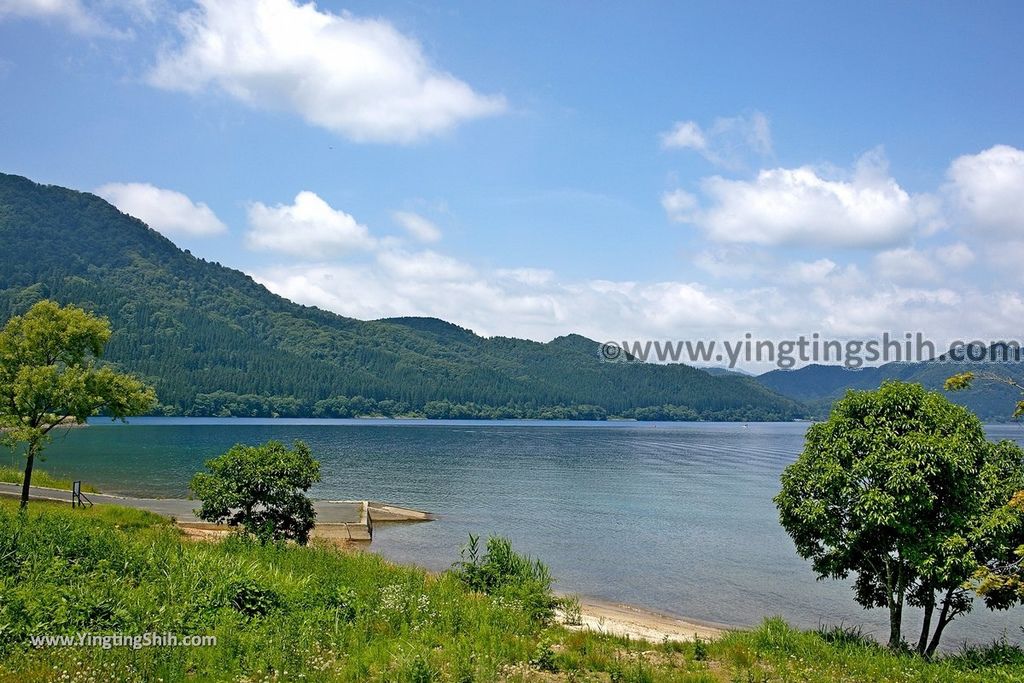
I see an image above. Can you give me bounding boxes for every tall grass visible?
[1,499,1021,682]
[0,500,541,682]
[0,465,98,492]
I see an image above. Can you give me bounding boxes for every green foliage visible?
[0,172,802,422]
[1,499,1021,682]
[775,381,1024,654]
[529,636,558,672]
[453,534,558,624]
[945,371,976,392]
[190,440,321,545]
[0,498,543,682]
[0,465,97,492]
[0,299,155,507]
[559,593,583,626]
[692,636,708,661]
[972,490,1024,610]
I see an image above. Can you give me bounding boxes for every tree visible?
[945,371,1024,616]
[775,381,1024,654]
[0,300,155,509]
[190,440,321,545]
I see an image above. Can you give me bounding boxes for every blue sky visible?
[1,0,1023,354]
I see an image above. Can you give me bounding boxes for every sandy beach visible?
[563,596,725,642]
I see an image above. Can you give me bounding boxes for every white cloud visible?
[254,259,762,343]
[376,249,474,281]
[945,144,1024,237]
[393,211,442,242]
[935,242,975,270]
[873,248,941,283]
[660,121,706,151]
[246,191,376,258]
[96,182,227,236]
[786,258,838,284]
[693,247,772,280]
[148,0,506,143]
[0,0,114,35]
[496,268,555,286]
[669,149,936,248]
[660,188,699,223]
[661,112,772,168]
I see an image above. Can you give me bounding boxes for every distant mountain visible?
[701,367,754,378]
[757,353,1024,421]
[0,172,802,421]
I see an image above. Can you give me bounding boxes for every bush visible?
[453,534,557,623]
[190,440,321,545]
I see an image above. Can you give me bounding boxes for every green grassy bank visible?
[0,499,1021,682]
[0,465,98,492]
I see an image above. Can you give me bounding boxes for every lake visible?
[21,418,1024,646]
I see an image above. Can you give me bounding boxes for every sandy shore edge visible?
[562,596,726,643]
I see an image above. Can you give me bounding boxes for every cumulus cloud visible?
[661,112,772,168]
[945,144,1024,237]
[246,191,376,258]
[96,182,227,236]
[253,259,761,342]
[0,0,115,35]
[393,211,442,242]
[148,0,506,143]
[668,149,937,248]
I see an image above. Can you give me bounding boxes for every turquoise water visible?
[23,418,1024,646]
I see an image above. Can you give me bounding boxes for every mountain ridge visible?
[0,172,801,421]
[757,356,1024,421]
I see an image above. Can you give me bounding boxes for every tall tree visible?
[775,381,1024,653]
[0,300,155,508]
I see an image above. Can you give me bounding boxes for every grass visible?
[1,498,1022,682]
[0,465,99,492]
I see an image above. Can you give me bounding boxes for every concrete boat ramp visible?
[0,482,432,542]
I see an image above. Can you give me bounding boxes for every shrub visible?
[190,440,321,545]
[453,534,557,623]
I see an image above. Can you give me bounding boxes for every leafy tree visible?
[775,381,1024,654]
[190,440,321,545]
[946,371,1024,617]
[0,300,155,508]
[946,371,1024,418]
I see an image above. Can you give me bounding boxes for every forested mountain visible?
[758,352,1024,421]
[0,172,802,420]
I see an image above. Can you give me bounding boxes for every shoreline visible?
[564,595,726,642]
[6,482,730,642]
[175,518,726,642]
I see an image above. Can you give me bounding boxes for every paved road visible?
[0,482,363,523]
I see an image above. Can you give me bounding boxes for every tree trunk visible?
[925,587,956,658]
[20,441,37,509]
[916,589,935,656]
[885,560,904,649]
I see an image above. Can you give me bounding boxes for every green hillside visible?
[0,172,801,421]
[758,355,1024,421]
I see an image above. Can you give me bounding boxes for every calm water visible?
[23,418,1024,646]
